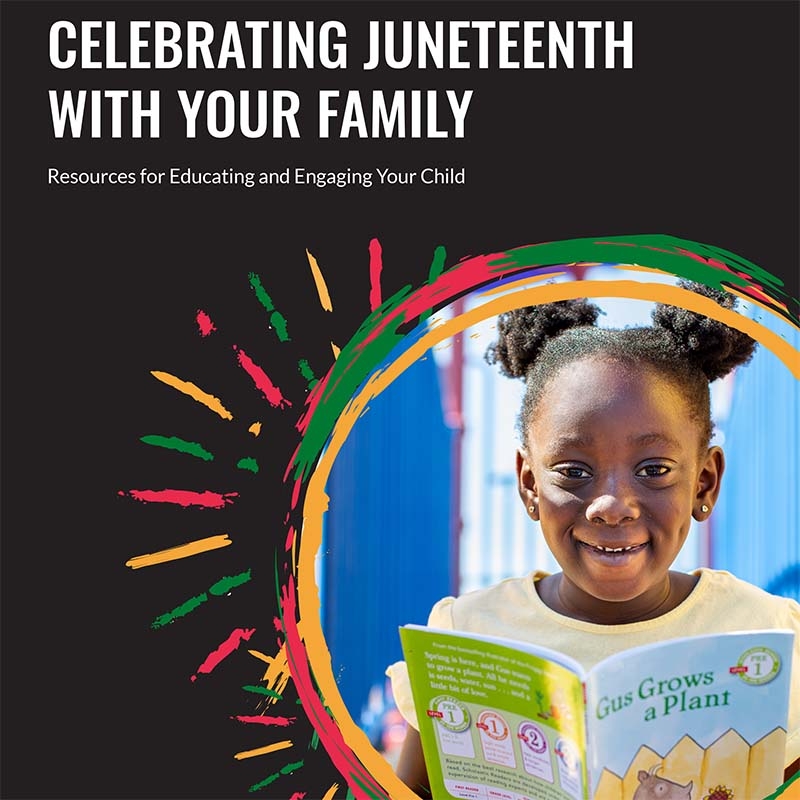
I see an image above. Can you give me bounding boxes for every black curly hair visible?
[484,280,757,449]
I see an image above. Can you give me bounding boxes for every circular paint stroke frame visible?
[282,235,799,800]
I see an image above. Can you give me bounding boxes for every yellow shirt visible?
[386,568,800,768]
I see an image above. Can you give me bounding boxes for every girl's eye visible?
[637,464,670,477]
[557,466,591,479]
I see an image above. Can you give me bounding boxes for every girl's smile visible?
[517,356,723,624]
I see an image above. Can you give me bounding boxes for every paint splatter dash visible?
[140,435,214,461]
[247,759,304,792]
[196,309,216,336]
[150,371,233,420]
[191,627,256,682]
[125,534,232,569]
[233,346,292,409]
[306,249,333,312]
[231,714,296,727]
[368,238,382,311]
[248,272,290,341]
[119,489,238,509]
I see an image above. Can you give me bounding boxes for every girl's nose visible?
[585,482,639,526]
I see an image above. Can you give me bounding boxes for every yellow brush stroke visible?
[306,249,333,312]
[233,740,293,760]
[125,534,232,569]
[321,784,339,800]
[248,421,262,436]
[151,370,233,420]
[247,623,302,710]
[331,342,340,359]
[298,277,800,800]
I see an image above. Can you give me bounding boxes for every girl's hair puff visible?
[485,280,757,448]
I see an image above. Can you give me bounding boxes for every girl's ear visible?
[693,446,725,521]
[516,449,540,521]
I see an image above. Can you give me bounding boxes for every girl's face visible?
[516,356,723,622]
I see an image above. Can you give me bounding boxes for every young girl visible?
[386,280,800,796]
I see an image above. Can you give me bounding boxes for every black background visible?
[2,2,798,799]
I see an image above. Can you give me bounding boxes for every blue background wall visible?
[713,312,800,600]
[321,354,456,726]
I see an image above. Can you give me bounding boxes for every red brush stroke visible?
[231,714,297,727]
[233,345,292,409]
[190,627,256,682]
[196,309,216,337]
[285,525,296,551]
[281,576,385,799]
[288,793,307,800]
[119,489,238,508]
[368,238,382,311]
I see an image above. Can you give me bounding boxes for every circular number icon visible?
[737,646,781,685]
[518,721,548,755]
[430,695,471,732]
[477,710,509,741]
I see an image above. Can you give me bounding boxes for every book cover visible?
[1,2,798,799]
[400,625,794,800]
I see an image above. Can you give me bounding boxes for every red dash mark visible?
[231,715,297,727]
[368,237,382,311]
[233,346,292,409]
[190,627,256,682]
[196,309,216,337]
[285,525,296,552]
[288,794,307,800]
[119,489,238,508]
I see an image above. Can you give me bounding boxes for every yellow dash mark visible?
[125,534,233,569]
[233,740,293,760]
[248,421,262,436]
[330,342,340,359]
[306,249,333,312]
[150,371,233,420]
[321,784,339,800]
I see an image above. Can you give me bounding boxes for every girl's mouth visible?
[576,540,649,558]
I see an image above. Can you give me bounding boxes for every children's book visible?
[398,625,794,800]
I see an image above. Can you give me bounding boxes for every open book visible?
[398,625,794,800]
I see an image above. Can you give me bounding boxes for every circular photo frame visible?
[287,234,798,800]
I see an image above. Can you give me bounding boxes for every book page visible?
[583,630,793,800]
[400,625,589,800]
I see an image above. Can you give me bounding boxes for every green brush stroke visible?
[242,685,283,700]
[236,457,259,473]
[297,358,316,384]
[290,234,800,491]
[151,571,252,628]
[249,272,290,341]
[420,245,447,323]
[209,569,252,596]
[248,760,304,793]
[140,435,214,461]
[151,592,208,629]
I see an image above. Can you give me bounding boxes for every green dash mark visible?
[209,569,252,596]
[248,272,290,341]
[140,435,214,461]
[236,457,259,473]
[151,571,253,628]
[420,245,447,323]
[248,760,304,792]
[297,358,318,390]
[242,685,283,700]
[151,592,208,629]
